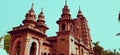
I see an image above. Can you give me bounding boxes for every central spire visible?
[61,0,71,18]
[40,7,43,15]
[37,7,48,34]
[38,7,44,21]
[78,6,81,13]
[22,3,36,27]
[65,0,67,6]
[31,3,34,10]
[77,6,83,17]
[29,3,34,12]
[41,7,43,13]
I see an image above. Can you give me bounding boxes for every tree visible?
[93,41,104,55]
[116,33,120,36]
[3,34,10,53]
[93,41,120,55]
[0,37,3,42]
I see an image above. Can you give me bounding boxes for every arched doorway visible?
[30,42,37,55]
[43,53,46,55]
[16,41,21,55]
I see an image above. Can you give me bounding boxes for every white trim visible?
[28,38,39,55]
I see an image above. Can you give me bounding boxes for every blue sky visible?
[0,0,120,52]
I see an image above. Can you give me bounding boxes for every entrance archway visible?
[15,41,21,55]
[30,42,37,55]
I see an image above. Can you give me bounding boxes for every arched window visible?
[48,53,50,55]
[43,53,46,55]
[30,42,37,55]
[16,41,21,55]
[62,23,65,30]
[71,25,73,31]
[52,54,56,55]
[81,49,84,55]
[60,53,64,55]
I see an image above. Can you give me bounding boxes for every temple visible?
[8,1,94,55]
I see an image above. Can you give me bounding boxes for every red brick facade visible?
[8,2,94,55]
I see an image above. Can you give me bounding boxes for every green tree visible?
[0,37,3,42]
[3,34,10,53]
[93,41,104,55]
[93,41,120,55]
[116,33,120,36]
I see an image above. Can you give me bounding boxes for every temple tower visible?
[76,7,94,54]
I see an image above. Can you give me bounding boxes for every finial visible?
[79,6,80,11]
[78,5,81,13]
[31,3,34,9]
[40,7,44,14]
[41,7,43,12]
[65,0,67,5]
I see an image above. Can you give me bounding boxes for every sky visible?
[0,0,120,52]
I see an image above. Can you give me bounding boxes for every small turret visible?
[77,6,83,18]
[38,7,44,21]
[61,0,71,19]
[57,0,73,34]
[22,3,36,27]
[36,8,48,34]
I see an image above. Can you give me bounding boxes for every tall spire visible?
[41,7,43,12]
[38,7,44,21]
[25,3,36,20]
[77,6,82,17]
[61,0,71,18]
[37,7,48,34]
[29,3,34,12]
[65,0,67,6]
[31,3,34,9]
[40,7,43,14]
[22,3,36,27]
[78,6,81,13]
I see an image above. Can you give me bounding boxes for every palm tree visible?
[116,12,120,36]
[93,41,104,55]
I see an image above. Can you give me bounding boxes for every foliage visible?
[3,34,10,53]
[93,41,104,55]
[93,41,120,55]
[116,33,120,36]
[0,37,3,42]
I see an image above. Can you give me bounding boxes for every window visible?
[43,53,46,55]
[71,25,73,31]
[52,53,56,55]
[71,39,73,42]
[16,41,21,55]
[48,53,50,55]
[61,38,65,41]
[62,23,65,30]
[81,49,84,55]
[60,53,64,55]
[30,42,37,55]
